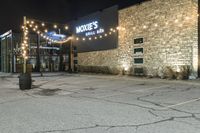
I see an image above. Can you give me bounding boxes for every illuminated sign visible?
[75,21,104,36]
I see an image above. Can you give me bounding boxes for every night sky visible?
[0,0,146,34]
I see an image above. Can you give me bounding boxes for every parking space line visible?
[160,98,200,110]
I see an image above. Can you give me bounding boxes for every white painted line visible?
[160,98,200,110]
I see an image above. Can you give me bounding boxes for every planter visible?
[19,73,32,90]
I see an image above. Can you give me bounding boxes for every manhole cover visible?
[35,89,62,96]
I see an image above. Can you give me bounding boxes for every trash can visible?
[19,73,32,90]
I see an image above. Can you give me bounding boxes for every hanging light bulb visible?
[94,37,97,40]
[65,26,69,30]
[99,35,102,38]
[76,37,79,41]
[24,40,27,44]
[82,38,86,41]
[45,29,48,33]
[31,21,34,24]
[89,37,92,40]
[54,25,57,29]
[37,31,40,34]
[104,34,108,37]
[42,23,45,26]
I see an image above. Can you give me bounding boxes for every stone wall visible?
[78,0,199,78]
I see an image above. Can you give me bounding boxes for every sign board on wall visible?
[72,6,118,53]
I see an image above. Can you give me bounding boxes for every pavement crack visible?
[73,95,157,111]
[137,93,164,108]
[148,110,160,118]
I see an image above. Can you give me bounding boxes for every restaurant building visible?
[0,30,73,73]
[76,0,199,79]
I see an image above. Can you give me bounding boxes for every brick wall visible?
[78,0,198,78]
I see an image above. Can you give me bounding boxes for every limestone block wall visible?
[78,0,198,77]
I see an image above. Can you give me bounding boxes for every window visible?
[134,58,143,64]
[134,48,143,54]
[134,38,143,44]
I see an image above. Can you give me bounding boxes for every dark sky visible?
[0,0,146,34]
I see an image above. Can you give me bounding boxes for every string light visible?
[26,14,194,44]
[54,25,57,29]
[65,26,69,30]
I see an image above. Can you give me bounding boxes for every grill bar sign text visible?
[76,21,104,37]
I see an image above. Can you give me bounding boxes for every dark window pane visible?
[134,48,143,54]
[134,58,143,64]
[134,38,143,44]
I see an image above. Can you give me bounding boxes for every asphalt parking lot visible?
[0,73,200,133]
